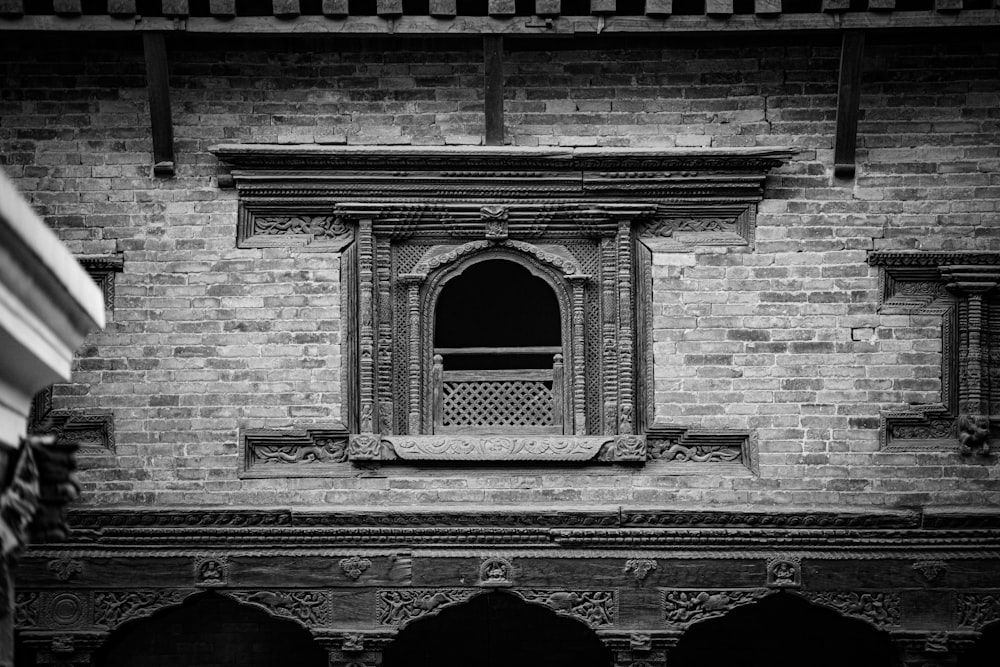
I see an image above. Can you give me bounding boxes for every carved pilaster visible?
[616,220,635,434]
[357,219,376,434]
[568,275,588,435]
[403,277,422,434]
[942,265,999,455]
[601,236,618,435]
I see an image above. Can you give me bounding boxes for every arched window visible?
[431,259,567,434]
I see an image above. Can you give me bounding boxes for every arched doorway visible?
[95,592,326,667]
[382,591,611,667]
[960,620,1000,667]
[669,593,899,667]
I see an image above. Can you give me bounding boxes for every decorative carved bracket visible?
[240,425,350,478]
[869,251,1000,454]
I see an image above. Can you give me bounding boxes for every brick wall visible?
[1,33,998,507]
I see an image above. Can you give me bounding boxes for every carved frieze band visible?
[28,390,115,455]
[800,591,901,629]
[659,589,900,629]
[240,425,350,478]
[375,589,617,629]
[347,434,646,462]
[869,251,1000,454]
[16,589,334,632]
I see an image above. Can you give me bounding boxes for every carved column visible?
[616,220,635,435]
[357,219,376,434]
[401,275,424,434]
[941,265,999,455]
[568,274,589,435]
[601,236,619,435]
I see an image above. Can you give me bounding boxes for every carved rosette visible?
[624,558,657,583]
[339,556,372,580]
[801,592,901,629]
[47,558,83,582]
[660,589,768,627]
[912,560,948,583]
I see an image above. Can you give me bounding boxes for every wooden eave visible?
[1,11,999,35]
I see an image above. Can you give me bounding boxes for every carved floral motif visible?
[803,592,900,628]
[48,558,83,582]
[912,560,948,583]
[624,558,657,583]
[661,590,767,626]
[339,556,372,580]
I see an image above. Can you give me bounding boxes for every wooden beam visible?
[834,30,865,179]
[484,35,504,146]
[142,32,175,177]
[1,11,998,33]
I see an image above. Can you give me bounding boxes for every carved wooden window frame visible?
[868,251,1000,454]
[212,145,792,467]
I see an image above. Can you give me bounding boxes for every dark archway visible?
[960,620,1000,667]
[670,593,900,667]
[382,591,611,667]
[434,258,561,370]
[95,592,326,667]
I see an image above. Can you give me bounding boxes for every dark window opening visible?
[435,259,561,371]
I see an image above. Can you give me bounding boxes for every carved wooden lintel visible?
[869,251,1000,454]
[240,425,350,478]
[347,434,646,462]
[237,204,354,249]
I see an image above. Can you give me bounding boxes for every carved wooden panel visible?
[240,425,350,478]
[28,390,115,455]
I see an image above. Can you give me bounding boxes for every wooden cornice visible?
[1,12,999,35]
